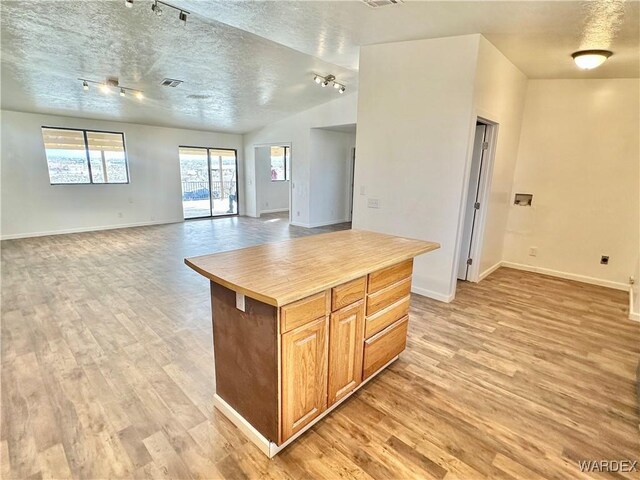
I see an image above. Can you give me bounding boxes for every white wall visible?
[1,110,243,239]
[353,34,480,302]
[243,94,358,226]
[502,79,640,290]
[472,36,528,278]
[309,129,356,226]
[255,146,289,214]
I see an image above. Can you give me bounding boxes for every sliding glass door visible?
[179,147,238,219]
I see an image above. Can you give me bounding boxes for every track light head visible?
[99,84,110,94]
[124,0,133,7]
[82,80,89,91]
[179,10,187,23]
[152,1,163,16]
[312,74,344,93]
[120,88,126,97]
[135,92,144,100]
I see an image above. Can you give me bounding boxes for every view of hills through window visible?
[42,128,129,184]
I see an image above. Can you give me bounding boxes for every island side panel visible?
[210,282,279,441]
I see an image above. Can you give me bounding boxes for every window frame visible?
[178,145,240,219]
[42,126,130,185]
[270,145,289,182]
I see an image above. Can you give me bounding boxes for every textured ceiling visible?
[183,0,639,78]
[1,1,638,134]
[0,0,358,133]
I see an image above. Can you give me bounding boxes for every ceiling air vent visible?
[160,78,183,87]
[361,0,403,8]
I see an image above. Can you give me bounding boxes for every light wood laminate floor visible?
[1,213,638,479]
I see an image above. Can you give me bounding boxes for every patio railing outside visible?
[181,180,235,200]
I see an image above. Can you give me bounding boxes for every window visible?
[42,127,129,184]
[270,145,289,181]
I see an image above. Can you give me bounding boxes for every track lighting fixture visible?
[78,77,144,99]
[126,0,190,24]
[152,1,163,16]
[312,74,346,94]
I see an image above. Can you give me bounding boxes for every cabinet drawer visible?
[363,316,408,379]
[281,291,328,334]
[367,259,413,293]
[366,277,411,316]
[331,277,366,311]
[365,295,410,339]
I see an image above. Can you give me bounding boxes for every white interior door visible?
[457,124,487,280]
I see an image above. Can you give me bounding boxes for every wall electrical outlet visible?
[367,198,380,209]
[528,247,537,257]
[600,255,609,265]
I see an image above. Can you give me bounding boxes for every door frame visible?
[179,145,240,220]
[455,116,498,284]
[253,142,293,223]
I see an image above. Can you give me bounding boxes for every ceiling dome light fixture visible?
[572,50,613,70]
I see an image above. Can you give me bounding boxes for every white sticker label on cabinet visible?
[236,292,246,312]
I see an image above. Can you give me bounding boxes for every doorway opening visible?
[254,144,292,223]
[457,119,497,282]
[179,146,239,219]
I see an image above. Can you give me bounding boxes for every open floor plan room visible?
[1,217,638,478]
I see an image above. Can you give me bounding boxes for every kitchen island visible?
[185,229,439,457]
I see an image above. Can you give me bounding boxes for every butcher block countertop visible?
[185,229,440,307]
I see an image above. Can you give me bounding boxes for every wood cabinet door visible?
[281,316,329,441]
[328,300,365,406]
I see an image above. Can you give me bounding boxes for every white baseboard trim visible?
[1,219,182,240]
[479,261,502,281]
[213,356,400,458]
[309,218,350,228]
[260,208,289,214]
[411,285,455,303]
[501,261,628,291]
[213,394,271,457]
[629,287,639,322]
[290,218,350,229]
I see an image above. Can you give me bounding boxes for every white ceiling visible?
[1,1,638,134]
